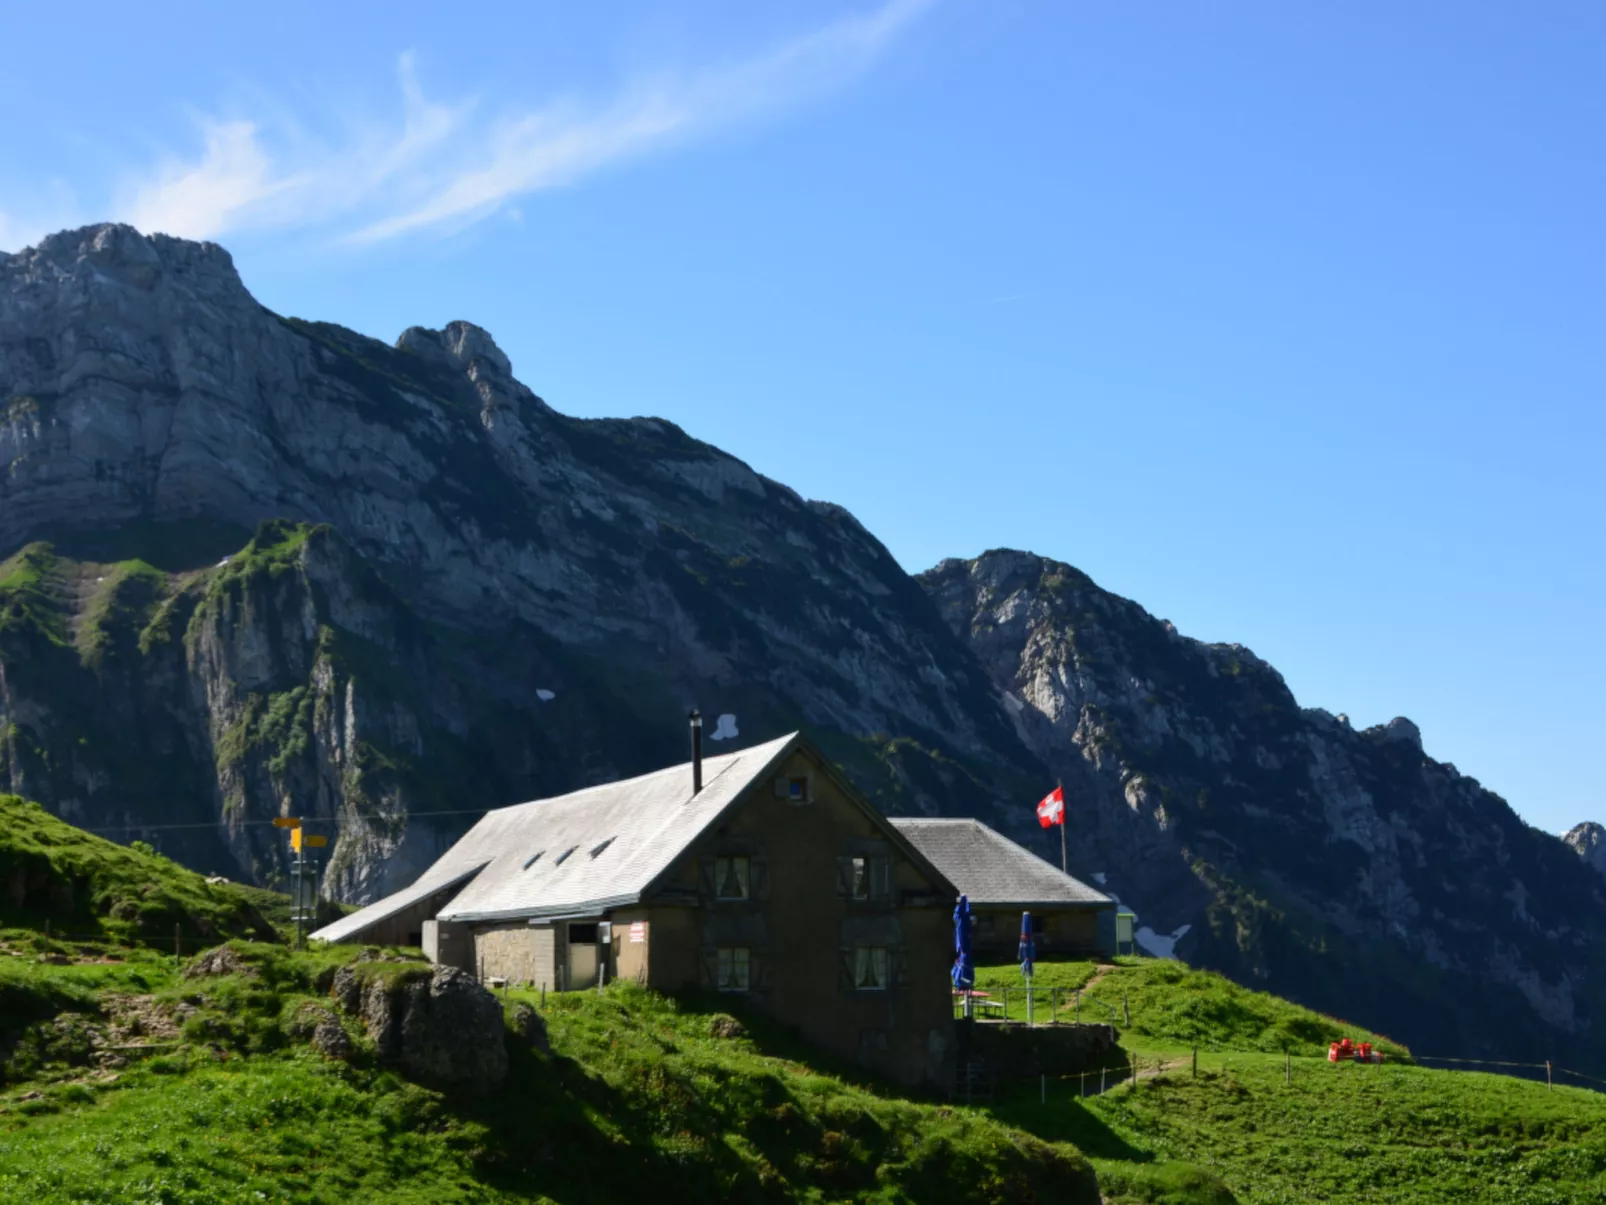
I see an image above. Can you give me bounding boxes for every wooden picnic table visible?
[953,990,1006,1017]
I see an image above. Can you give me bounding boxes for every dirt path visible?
[1054,962,1122,1023]
[1081,963,1118,993]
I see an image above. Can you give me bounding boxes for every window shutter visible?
[699,856,717,898]
[700,947,718,989]
[834,856,853,896]
[838,947,854,991]
[750,855,770,900]
[871,856,892,901]
[891,943,909,989]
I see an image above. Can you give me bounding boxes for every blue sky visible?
[2,2,1601,835]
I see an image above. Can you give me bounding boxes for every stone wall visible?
[472,922,556,988]
[957,1020,1119,1083]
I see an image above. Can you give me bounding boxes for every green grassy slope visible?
[5,812,1605,1205]
[0,939,1101,1204]
[0,794,278,945]
[972,957,1406,1057]
[970,958,1606,1204]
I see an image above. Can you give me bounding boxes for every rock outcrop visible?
[1566,823,1606,879]
[332,964,508,1092]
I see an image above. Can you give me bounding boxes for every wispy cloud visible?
[100,1,926,249]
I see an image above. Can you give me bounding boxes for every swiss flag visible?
[1036,785,1065,828]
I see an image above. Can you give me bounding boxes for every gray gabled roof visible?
[312,732,802,940]
[887,818,1112,908]
[309,861,489,944]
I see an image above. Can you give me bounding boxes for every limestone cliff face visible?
[920,550,1606,1067]
[0,224,1030,901]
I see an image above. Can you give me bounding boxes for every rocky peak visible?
[397,321,513,379]
[1370,715,1424,751]
[3,223,247,300]
[1565,822,1606,878]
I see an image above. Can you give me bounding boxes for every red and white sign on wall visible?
[629,921,647,944]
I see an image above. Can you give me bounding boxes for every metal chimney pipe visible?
[689,709,704,794]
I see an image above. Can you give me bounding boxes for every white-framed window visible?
[854,946,889,991]
[715,855,751,900]
[717,946,751,992]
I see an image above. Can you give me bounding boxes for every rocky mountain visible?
[922,551,1606,1069]
[1567,823,1606,880]
[3,223,1602,1074]
[0,224,1034,903]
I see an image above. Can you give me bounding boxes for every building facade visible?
[888,818,1117,959]
[313,732,959,1089]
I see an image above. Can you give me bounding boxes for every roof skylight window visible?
[522,851,544,870]
[589,837,616,858]
[554,846,578,866]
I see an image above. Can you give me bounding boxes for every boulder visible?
[345,965,508,1093]
[311,1020,353,1061]
[708,1013,747,1040]
[183,946,253,979]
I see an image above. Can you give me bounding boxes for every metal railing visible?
[953,984,1121,1027]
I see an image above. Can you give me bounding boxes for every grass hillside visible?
[0,939,1101,1204]
[0,811,1102,1204]
[5,811,1605,1204]
[970,959,1606,1204]
[971,957,1408,1058]
[0,794,279,944]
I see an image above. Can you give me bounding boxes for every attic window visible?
[774,774,813,803]
[522,851,545,870]
[589,837,616,859]
[554,846,578,866]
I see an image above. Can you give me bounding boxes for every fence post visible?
[1075,989,1081,1024]
[1123,990,1131,1027]
[1286,1051,1292,1086]
[174,923,182,959]
[44,918,51,941]
[1100,1065,1106,1094]
[1547,1061,1553,1091]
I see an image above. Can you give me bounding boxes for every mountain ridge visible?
[3,222,1603,1077]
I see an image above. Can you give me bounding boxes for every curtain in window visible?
[717,947,751,991]
[716,856,750,899]
[854,946,888,990]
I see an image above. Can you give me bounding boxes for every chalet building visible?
[311,730,960,1088]
[888,818,1117,959]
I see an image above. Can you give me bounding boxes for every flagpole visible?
[1058,778,1067,874]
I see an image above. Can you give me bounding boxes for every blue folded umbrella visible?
[951,894,975,990]
[1019,910,1036,979]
